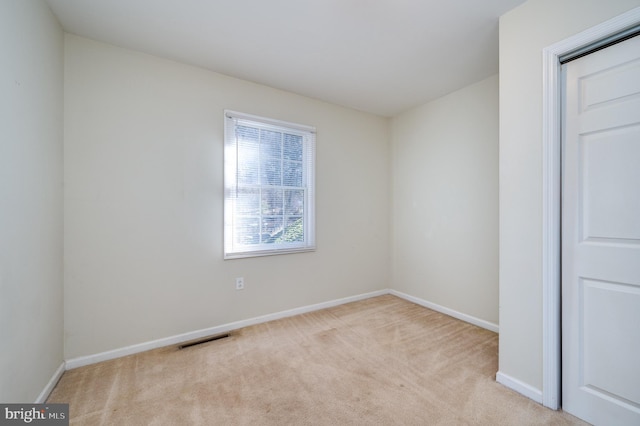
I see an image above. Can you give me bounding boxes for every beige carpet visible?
[48,295,588,425]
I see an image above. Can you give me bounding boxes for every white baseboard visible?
[35,362,65,403]
[389,289,499,333]
[65,289,388,370]
[496,371,543,404]
[65,288,499,370]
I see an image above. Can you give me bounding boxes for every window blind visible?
[224,111,316,259]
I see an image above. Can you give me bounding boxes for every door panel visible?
[581,126,640,242]
[582,278,640,403]
[562,34,640,425]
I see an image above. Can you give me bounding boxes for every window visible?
[224,111,316,259]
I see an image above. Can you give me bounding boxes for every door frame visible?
[541,6,640,410]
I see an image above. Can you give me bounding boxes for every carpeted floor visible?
[48,295,588,425]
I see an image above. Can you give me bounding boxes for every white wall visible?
[391,75,499,326]
[0,0,64,402]
[63,35,390,359]
[499,0,640,394]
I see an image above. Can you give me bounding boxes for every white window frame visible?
[224,110,316,259]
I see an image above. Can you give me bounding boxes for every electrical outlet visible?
[235,277,244,290]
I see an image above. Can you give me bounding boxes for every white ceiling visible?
[44,0,525,117]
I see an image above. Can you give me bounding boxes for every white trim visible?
[65,289,388,369]
[35,362,65,403]
[541,38,563,411]
[223,110,316,260]
[496,371,543,404]
[541,6,640,410]
[225,109,316,134]
[389,289,499,333]
[64,288,501,369]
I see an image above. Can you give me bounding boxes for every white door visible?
[562,34,640,426]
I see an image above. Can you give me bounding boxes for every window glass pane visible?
[261,189,283,215]
[283,160,302,187]
[235,188,260,215]
[261,130,282,158]
[237,125,259,140]
[284,134,303,161]
[235,217,260,246]
[237,126,259,185]
[261,217,284,243]
[280,217,304,242]
[260,130,282,186]
[260,159,282,186]
[284,189,304,215]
